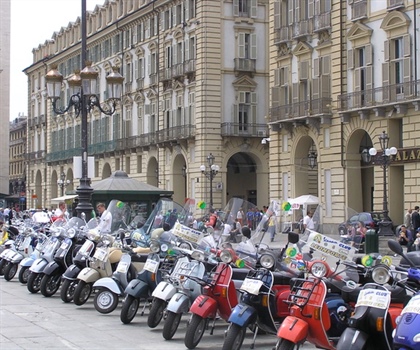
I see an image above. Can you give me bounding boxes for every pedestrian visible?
[303,210,315,231]
[229,218,242,243]
[96,202,112,233]
[236,207,244,226]
[398,224,414,252]
[405,208,413,230]
[53,201,67,220]
[268,216,276,242]
[414,228,420,251]
[412,206,420,232]
[246,208,254,228]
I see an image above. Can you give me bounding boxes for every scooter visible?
[26,219,67,293]
[40,217,86,297]
[275,230,361,350]
[18,230,48,284]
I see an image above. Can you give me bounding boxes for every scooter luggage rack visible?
[159,255,177,278]
[286,277,320,308]
[169,260,196,286]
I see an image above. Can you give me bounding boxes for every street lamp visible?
[45,0,124,218]
[200,153,220,209]
[308,150,317,169]
[182,165,187,200]
[368,131,398,235]
[57,172,70,196]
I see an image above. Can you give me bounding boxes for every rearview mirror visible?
[288,232,300,244]
[388,239,403,255]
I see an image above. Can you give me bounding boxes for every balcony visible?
[88,140,117,155]
[155,124,196,143]
[115,132,157,150]
[234,58,256,75]
[46,148,80,163]
[351,1,367,21]
[159,68,172,82]
[221,123,268,137]
[387,0,404,10]
[27,150,46,161]
[313,12,331,32]
[149,73,158,86]
[292,20,312,39]
[184,59,196,74]
[274,27,291,45]
[270,98,332,123]
[172,63,184,78]
[338,80,420,118]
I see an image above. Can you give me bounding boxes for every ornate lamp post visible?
[200,153,220,209]
[57,172,70,197]
[45,0,124,218]
[369,131,398,235]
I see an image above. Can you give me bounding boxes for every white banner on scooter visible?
[356,288,391,309]
[401,294,420,315]
[173,223,202,243]
[306,231,357,262]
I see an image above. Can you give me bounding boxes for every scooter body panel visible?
[93,277,123,295]
[277,316,309,344]
[43,261,62,276]
[166,292,191,314]
[29,257,48,273]
[124,278,151,298]
[8,251,24,264]
[336,327,368,350]
[77,267,101,284]
[151,280,177,301]
[189,294,218,319]
[228,303,257,327]
[62,264,82,281]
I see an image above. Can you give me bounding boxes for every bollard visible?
[365,228,378,253]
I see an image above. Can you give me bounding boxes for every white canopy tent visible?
[51,194,78,204]
[284,195,320,232]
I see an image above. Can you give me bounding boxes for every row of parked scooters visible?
[1,198,420,350]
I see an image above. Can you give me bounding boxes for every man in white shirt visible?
[96,203,113,233]
[303,210,315,231]
[53,202,67,220]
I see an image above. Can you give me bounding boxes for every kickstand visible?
[250,325,259,349]
[140,300,148,316]
[210,318,216,335]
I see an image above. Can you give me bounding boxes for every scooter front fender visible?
[227,303,257,327]
[43,261,61,276]
[29,258,48,273]
[93,277,122,295]
[62,264,81,280]
[189,294,218,319]
[8,251,24,264]
[124,279,150,298]
[166,292,191,314]
[20,255,37,267]
[151,281,177,301]
[77,267,101,284]
[336,327,368,350]
[277,316,309,344]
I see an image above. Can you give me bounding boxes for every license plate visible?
[144,259,159,274]
[60,242,69,250]
[240,278,264,295]
[93,249,108,262]
[116,261,129,273]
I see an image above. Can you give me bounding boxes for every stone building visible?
[24,0,271,212]
[269,0,419,230]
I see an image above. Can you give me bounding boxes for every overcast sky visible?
[10,0,100,120]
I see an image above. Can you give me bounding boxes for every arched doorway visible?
[102,163,112,179]
[293,136,319,198]
[35,170,43,209]
[147,157,159,187]
[226,152,266,207]
[172,154,187,205]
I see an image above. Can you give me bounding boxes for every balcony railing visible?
[156,124,196,143]
[274,27,291,45]
[184,59,196,74]
[149,73,158,85]
[221,123,268,137]
[88,140,117,155]
[292,19,312,38]
[27,150,46,161]
[314,12,331,32]
[387,0,404,10]
[115,132,157,150]
[159,68,172,82]
[172,63,184,78]
[338,80,420,112]
[234,58,256,73]
[270,98,332,122]
[46,148,81,162]
[352,1,367,21]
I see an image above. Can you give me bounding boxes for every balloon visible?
[282,202,291,211]
[198,201,206,209]
[361,255,373,267]
[116,201,124,208]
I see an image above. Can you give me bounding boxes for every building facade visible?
[269,0,419,230]
[0,0,11,197]
[24,0,271,211]
[8,115,27,210]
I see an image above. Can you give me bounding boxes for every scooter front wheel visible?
[0,259,8,276]
[60,279,78,303]
[147,298,166,328]
[184,314,207,349]
[120,295,139,324]
[27,272,43,294]
[276,338,297,350]
[222,324,246,350]
[162,311,182,340]
[40,272,61,297]
[94,288,119,314]
[3,262,18,281]
[18,266,30,284]
[73,280,92,306]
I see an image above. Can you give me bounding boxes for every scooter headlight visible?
[413,333,420,342]
[87,229,100,241]
[220,249,233,263]
[179,242,192,250]
[310,261,328,278]
[149,240,160,253]
[67,228,76,238]
[260,254,275,269]
[372,265,390,285]
[161,243,169,253]
[191,250,206,262]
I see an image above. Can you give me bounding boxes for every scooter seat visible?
[130,253,148,263]
[341,286,365,303]
[387,285,408,304]
[231,268,251,281]
[272,271,293,286]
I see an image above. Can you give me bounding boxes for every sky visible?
[10,0,100,120]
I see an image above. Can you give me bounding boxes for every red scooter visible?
[183,249,249,349]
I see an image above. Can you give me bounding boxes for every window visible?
[233,0,257,18]
[235,92,257,132]
[348,45,373,105]
[238,33,257,59]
